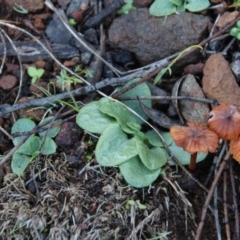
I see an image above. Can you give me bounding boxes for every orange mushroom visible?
[208,104,240,140]
[170,122,219,171]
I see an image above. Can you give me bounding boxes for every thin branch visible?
[0,58,168,117]
[118,96,217,105]
[0,28,23,105]
[229,159,240,239]
[223,167,231,240]
[195,149,231,240]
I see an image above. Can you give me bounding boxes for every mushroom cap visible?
[170,122,219,154]
[230,137,240,163]
[208,104,240,140]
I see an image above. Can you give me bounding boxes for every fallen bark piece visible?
[202,54,240,105]
[0,41,79,62]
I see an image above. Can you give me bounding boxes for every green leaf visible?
[100,100,140,134]
[149,0,177,17]
[119,156,161,188]
[27,67,44,79]
[120,80,152,124]
[11,118,36,146]
[145,130,173,147]
[76,98,116,134]
[136,139,168,170]
[184,0,210,12]
[117,0,135,14]
[96,124,138,166]
[170,0,183,6]
[39,117,61,138]
[41,137,57,155]
[237,21,240,28]
[27,66,37,77]
[17,135,41,156]
[11,153,33,175]
[169,142,207,165]
[230,27,239,37]
[37,69,44,78]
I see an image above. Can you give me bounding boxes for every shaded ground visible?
[0,1,240,239]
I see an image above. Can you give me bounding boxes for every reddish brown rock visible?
[34,60,46,69]
[0,75,18,91]
[5,63,19,73]
[183,63,205,75]
[34,18,45,30]
[216,11,239,29]
[202,54,240,105]
[55,122,82,148]
[109,9,210,65]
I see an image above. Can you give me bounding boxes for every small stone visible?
[5,63,19,73]
[202,54,240,105]
[34,60,46,69]
[231,59,240,83]
[0,75,18,91]
[66,0,89,15]
[55,122,82,148]
[17,97,45,121]
[216,11,239,29]
[63,57,79,67]
[46,11,72,44]
[183,63,205,75]
[34,18,45,30]
[178,74,210,124]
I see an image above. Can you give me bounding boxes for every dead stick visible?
[223,167,231,240]
[229,160,240,239]
[195,150,231,240]
[83,0,125,29]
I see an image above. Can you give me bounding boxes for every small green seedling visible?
[154,45,203,84]
[125,200,147,210]
[230,20,240,40]
[27,66,45,84]
[13,3,28,14]
[76,81,208,188]
[56,69,83,91]
[74,65,93,78]
[149,0,210,17]
[117,0,135,15]
[68,18,77,26]
[11,117,60,175]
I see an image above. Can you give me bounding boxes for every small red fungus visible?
[208,104,240,140]
[170,122,219,171]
